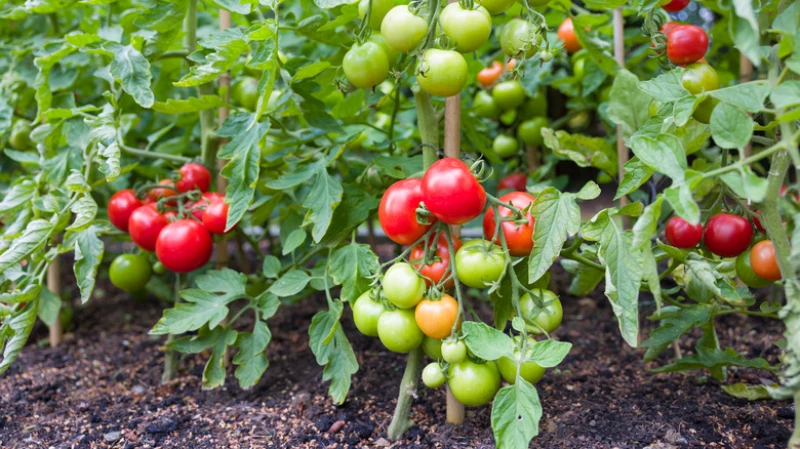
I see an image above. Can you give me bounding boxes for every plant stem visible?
[120,144,191,163]
[162,274,181,383]
[701,139,789,179]
[416,91,439,167]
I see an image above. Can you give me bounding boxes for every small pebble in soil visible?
[131,385,146,395]
[589,419,597,427]
[104,431,121,442]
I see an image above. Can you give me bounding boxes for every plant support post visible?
[47,256,62,348]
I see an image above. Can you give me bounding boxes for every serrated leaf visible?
[0,219,54,272]
[203,329,237,389]
[641,305,713,349]
[491,379,542,449]
[0,303,38,375]
[269,269,310,297]
[308,301,357,404]
[152,95,222,114]
[329,243,380,303]
[710,81,770,113]
[527,188,580,284]
[234,320,271,389]
[637,70,688,102]
[629,134,687,183]
[462,321,514,361]
[615,157,655,200]
[652,346,772,374]
[174,29,248,87]
[527,340,572,368]
[722,383,773,401]
[109,45,154,108]
[302,163,343,242]
[542,128,617,176]
[67,195,98,232]
[0,180,36,215]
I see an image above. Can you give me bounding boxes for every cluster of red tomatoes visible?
[665,212,782,288]
[107,163,234,287]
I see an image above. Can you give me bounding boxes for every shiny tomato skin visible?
[477,61,504,88]
[352,290,385,337]
[666,25,708,65]
[109,254,152,292]
[492,134,518,159]
[176,163,211,193]
[454,240,506,288]
[147,179,178,205]
[447,360,501,407]
[377,308,424,353]
[499,18,539,58]
[422,158,486,225]
[492,80,526,111]
[203,199,232,234]
[383,262,426,308]
[662,0,689,12]
[736,249,773,288]
[188,192,224,221]
[477,0,516,15]
[681,62,719,94]
[422,362,446,388]
[750,240,781,281]
[517,117,549,148]
[661,21,680,36]
[753,211,766,233]
[664,216,703,248]
[415,294,459,339]
[128,204,169,252]
[441,340,467,363]
[379,178,435,246]
[439,3,491,53]
[422,336,443,359]
[473,90,498,118]
[703,213,753,258]
[359,0,394,30]
[155,219,213,273]
[497,338,545,385]
[381,5,428,53]
[108,189,143,232]
[410,233,462,287]
[483,191,536,257]
[498,173,527,192]
[416,49,468,97]
[519,289,562,333]
[343,42,390,89]
[558,18,581,54]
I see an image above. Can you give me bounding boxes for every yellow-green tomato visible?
[447,360,501,406]
[109,254,152,292]
[359,0,394,30]
[422,362,447,388]
[573,56,586,81]
[416,49,468,97]
[232,76,259,111]
[343,42,390,89]
[473,90,498,118]
[9,119,32,150]
[381,5,428,53]
[499,19,539,58]
[492,80,526,111]
[492,134,518,159]
[352,290,385,337]
[517,117,548,147]
[441,339,467,363]
[496,337,546,384]
[368,33,399,68]
[477,0,516,15]
[567,111,590,130]
[377,309,424,353]
[518,90,548,119]
[519,290,563,334]
[455,240,506,288]
[693,97,719,124]
[383,262,425,308]
[440,3,492,53]
[422,336,443,359]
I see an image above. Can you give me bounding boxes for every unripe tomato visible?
[128,204,169,252]
[517,117,549,147]
[492,80,526,111]
[447,360,501,407]
[492,134,518,159]
[477,0,516,15]
[152,261,167,275]
[662,0,690,13]
[377,308,424,353]
[520,289,562,333]
[666,25,707,65]
[9,119,32,150]
[567,111,590,130]
[664,216,703,248]
[692,97,719,124]
[441,339,467,363]
[681,62,719,94]
[422,336,443,359]
[440,3,492,53]
[498,173,527,192]
[477,61,504,88]
[352,290,385,337]
[368,33,399,68]
[518,91,548,120]
[381,6,428,53]
[558,18,581,54]
[483,191,536,257]
[109,254,152,292]
[736,249,772,288]
[155,219,213,273]
[422,362,446,388]
[108,189,143,232]
[203,199,233,234]
[421,158,487,225]
[473,90,499,118]
[383,262,426,308]
[499,19,539,58]
[410,233,462,287]
[359,0,394,30]
[146,179,178,205]
[176,163,211,193]
[497,337,545,384]
[750,240,781,281]
[232,77,258,110]
[343,42,390,89]
[703,213,753,258]
[416,49,468,97]
[455,240,506,288]
[415,294,459,339]
[379,178,435,246]
[572,56,586,81]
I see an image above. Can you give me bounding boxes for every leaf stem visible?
[120,143,191,164]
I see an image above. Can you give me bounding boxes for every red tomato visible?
[421,158,487,225]
[558,18,581,54]
[498,173,527,192]
[477,61,503,88]
[753,211,765,233]
[379,178,436,246]
[666,25,707,65]
[203,199,233,234]
[410,233,462,287]
[156,219,213,273]
[147,179,178,205]
[188,192,225,220]
[661,21,680,36]
[128,204,169,252]
[664,216,702,248]
[176,163,211,193]
[483,192,536,257]
[108,189,142,232]
[703,213,753,258]
[750,240,781,281]
[662,0,689,12]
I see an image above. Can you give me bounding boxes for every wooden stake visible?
[47,255,62,348]
[526,146,539,174]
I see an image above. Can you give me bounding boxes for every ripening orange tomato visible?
[558,18,582,53]
[506,58,516,71]
[750,240,782,281]
[415,294,459,339]
[477,61,504,88]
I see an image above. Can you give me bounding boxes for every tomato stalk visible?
[162,273,182,383]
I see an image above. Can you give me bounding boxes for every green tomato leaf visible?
[0,302,38,375]
[303,162,343,242]
[67,195,98,232]
[527,188,581,284]
[542,128,617,176]
[174,29,248,87]
[729,0,761,68]
[641,304,713,350]
[721,383,774,401]
[769,81,800,109]
[203,329,238,389]
[637,69,688,103]
[462,321,514,361]
[262,255,281,278]
[710,103,753,149]
[629,133,687,183]
[37,288,60,328]
[109,44,154,108]
[710,81,770,113]
[615,157,655,200]
[0,180,37,215]
[234,320,272,389]
[0,219,54,273]
[664,182,700,225]
[607,69,652,142]
[152,95,222,114]
[527,340,572,367]
[652,346,772,374]
[491,379,542,449]
[281,229,307,255]
[329,243,380,303]
[308,301,358,404]
[73,227,104,303]
[269,269,311,297]
[720,166,768,203]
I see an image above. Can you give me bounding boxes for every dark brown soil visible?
[0,275,793,449]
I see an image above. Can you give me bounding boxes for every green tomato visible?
[736,249,773,288]
[368,33,399,68]
[573,57,586,81]
[381,5,428,53]
[473,91,498,118]
[352,290,386,336]
[492,80,526,111]
[492,134,518,159]
[447,360,501,407]
[359,0,394,30]
[499,108,517,126]
[524,0,551,5]
[693,97,719,124]
[597,85,612,103]
[422,362,447,388]
[497,343,546,385]
[343,42,390,89]
[383,262,425,308]
[519,289,563,334]
[422,336,443,359]
[9,119,32,150]
[477,0,516,15]
[596,171,613,184]
[377,309,424,353]
[109,254,152,292]
[232,76,259,111]
[517,117,549,147]
[567,111,590,131]
[416,49,468,97]
[681,62,720,95]
[518,90,548,119]
[499,19,539,58]
[441,339,467,364]
[455,240,506,288]
[539,49,553,62]
[152,261,166,275]
[440,3,491,53]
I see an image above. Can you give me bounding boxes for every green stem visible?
[416,91,439,167]
[162,274,182,383]
[183,0,217,172]
[701,139,789,179]
[120,144,191,164]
